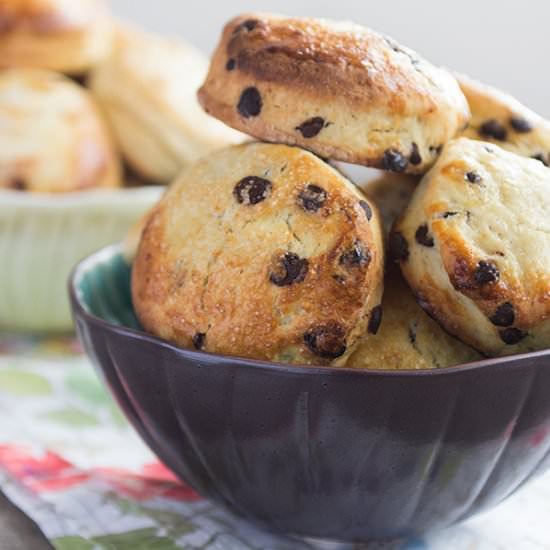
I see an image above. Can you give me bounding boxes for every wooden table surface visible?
[0,493,51,550]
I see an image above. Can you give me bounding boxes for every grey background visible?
[112,0,549,117]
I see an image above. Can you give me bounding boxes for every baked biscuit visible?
[0,0,113,75]
[458,73,550,167]
[348,268,481,370]
[132,142,384,366]
[0,69,120,193]
[392,137,550,356]
[90,25,244,185]
[359,173,418,235]
[198,14,470,175]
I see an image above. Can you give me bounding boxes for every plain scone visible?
[0,69,120,193]
[132,142,384,366]
[458,73,550,167]
[198,14,470,175]
[90,25,244,184]
[392,137,550,356]
[0,0,113,74]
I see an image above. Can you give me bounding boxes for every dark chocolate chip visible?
[499,328,527,345]
[382,149,409,173]
[297,184,327,212]
[9,177,26,191]
[192,333,206,350]
[408,327,417,344]
[339,241,371,268]
[359,200,373,221]
[304,322,347,359]
[465,171,482,184]
[234,176,272,205]
[474,260,499,285]
[295,117,326,138]
[510,117,533,133]
[532,153,549,167]
[226,58,236,71]
[442,211,458,218]
[234,19,258,33]
[490,302,515,327]
[415,224,434,247]
[368,306,383,335]
[237,87,262,118]
[389,232,409,261]
[430,145,443,155]
[409,143,422,166]
[479,119,508,141]
[269,253,309,286]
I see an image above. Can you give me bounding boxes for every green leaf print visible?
[0,369,52,396]
[93,528,180,550]
[53,536,94,550]
[45,407,100,427]
[65,369,109,405]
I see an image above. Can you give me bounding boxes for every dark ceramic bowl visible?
[69,244,550,542]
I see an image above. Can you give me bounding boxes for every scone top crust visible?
[458,73,550,168]
[0,0,112,73]
[0,69,120,192]
[199,14,470,175]
[393,137,550,355]
[132,142,384,366]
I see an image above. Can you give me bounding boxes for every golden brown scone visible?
[348,268,481,370]
[458,73,550,167]
[132,142,384,366]
[0,0,113,75]
[358,173,418,235]
[392,137,550,356]
[89,25,245,185]
[0,69,120,193]
[198,14,470,175]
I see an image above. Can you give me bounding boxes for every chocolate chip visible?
[359,200,373,221]
[304,322,347,359]
[474,260,499,285]
[269,253,308,286]
[234,19,258,33]
[192,333,206,350]
[442,211,458,219]
[382,149,409,173]
[499,328,527,345]
[415,224,434,247]
[430,145,443,155]
[465,171,482,184]
[237,87,262,118]
[490,303,515,327]
[368,306,383,335]
[408,327,417,344]
[479,120,508,141]
[389,232,409,261]
[226,58,236,71]
[234,176,272,205]
[295,117,326,138]
[339,241,371,268]
[8,177,26,191]
[510,117,533,133]
[532,153,549,167]
[409,143,422,166]
[297,184,327,212]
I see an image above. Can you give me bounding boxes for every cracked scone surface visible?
[90,25,244,184]
[458,73,550,168]
[0,69,120,193]
[348,268,481,370]
[0,0,113,74]
[198,14,470,175]
[132,142,384,365]
[393,137,550,356]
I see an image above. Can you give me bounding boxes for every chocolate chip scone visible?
[0,69,120,192]
[348,268,481,370]
[132,142,384,366]
[458,73,550,167]
[392,137,550,356]
[0,0,113,75]
[198,14,470,175]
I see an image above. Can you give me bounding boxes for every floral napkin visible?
[0,334,549,550]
